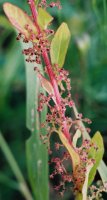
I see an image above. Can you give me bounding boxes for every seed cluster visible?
[49,138,98,195]
[37,64,94,195]
[73,139,97,193]
[16,20,54,64]
[38,64,91,138]
[88,181,107,199]
[38,0,62,9]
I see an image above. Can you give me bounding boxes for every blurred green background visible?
[0,0,107,199]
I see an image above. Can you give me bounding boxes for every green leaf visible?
[0,133,32,200]
[88,132,104,185]
[50,22,70,68]
[26,133,49,200]
[3,3,37,38]
[22,41,49,200]
[37,8,53,29]
[26,67,49,200]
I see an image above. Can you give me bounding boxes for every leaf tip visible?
[3,2,11,14]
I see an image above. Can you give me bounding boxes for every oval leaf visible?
[88,131,104,186]
[50,22,70,68]
[3,3,37,38]
[37,8,53,30]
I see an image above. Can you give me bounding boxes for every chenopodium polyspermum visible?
[3,0,105,199]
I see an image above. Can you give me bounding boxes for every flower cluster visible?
[17,27,54,64]
[88,181,107,199]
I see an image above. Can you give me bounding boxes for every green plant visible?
[0,0,107,199]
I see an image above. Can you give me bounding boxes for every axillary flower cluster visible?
[3,0,106,199]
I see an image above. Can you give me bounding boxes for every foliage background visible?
[0,0,107,199]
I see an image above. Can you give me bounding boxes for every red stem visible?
[42,51,61,105]
[28,0,71,144]
[28,0,40,33]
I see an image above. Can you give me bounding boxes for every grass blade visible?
[0,133,33,200]
[22,41,49,200]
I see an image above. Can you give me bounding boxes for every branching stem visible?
[28,0,72,144]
